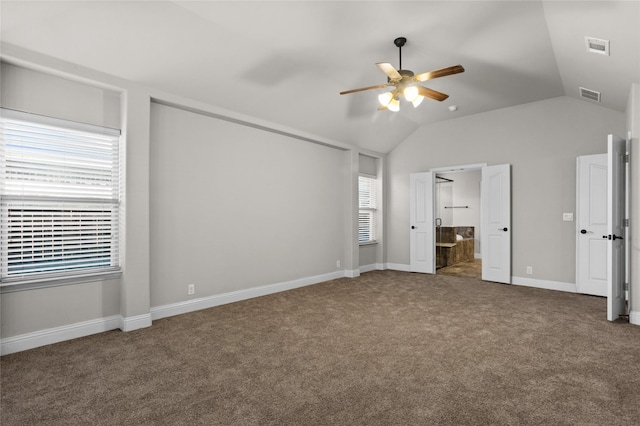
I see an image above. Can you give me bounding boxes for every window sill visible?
[0,270,122,293]
[359,240,378,247]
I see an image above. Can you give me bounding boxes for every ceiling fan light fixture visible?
[411,95,424,108]
[388,97,400,112]
[404,86,419,102]
[378,92,393,107]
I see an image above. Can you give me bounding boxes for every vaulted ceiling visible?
[1,1,638,153]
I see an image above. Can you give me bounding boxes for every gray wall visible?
[0,63,123,337]
[0,55,373,342]
[387,96,626,284]
[149,103,347,307]
[1,62,121,128]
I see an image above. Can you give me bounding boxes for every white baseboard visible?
[379,266,578,294]
[1,271,346,355]
[630,310,640,325]
[386,263,412,272]
[344,269,360,278]
[0,270,585,356]
[0,315,122,356]
[359,263,385,274]
[120,313,152,332]
[511,276,577,293]
[359,264,376,273]
[150,270,344,321]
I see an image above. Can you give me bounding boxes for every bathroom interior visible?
[435,170,481,278]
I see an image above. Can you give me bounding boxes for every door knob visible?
[411,225,416,229]
[580,229,588,234]
[498,227,508,232]
[603,234,624,240]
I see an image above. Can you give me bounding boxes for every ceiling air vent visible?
[579,87,601,102]
[585,37,610,56]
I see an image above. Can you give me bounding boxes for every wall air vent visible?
[585,37,610,56]
[579,87,601,102]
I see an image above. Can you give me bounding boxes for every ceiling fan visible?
[339,37,464,112]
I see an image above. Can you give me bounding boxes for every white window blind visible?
[0,109,121,287]
[358,175,376,243]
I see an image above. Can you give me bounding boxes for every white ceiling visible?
[1,1,639,153]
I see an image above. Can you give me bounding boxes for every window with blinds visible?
[358,175,376,244]
[0,109,121,288]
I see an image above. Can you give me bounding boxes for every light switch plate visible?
[563,213,574,221]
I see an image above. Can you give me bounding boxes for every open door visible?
[410,172,435,273]
[576,154,608,296]
[607,134,626,321]
[481,164,511,283]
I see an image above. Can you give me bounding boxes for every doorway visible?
[409,163,511,283]
[434,170,481,279]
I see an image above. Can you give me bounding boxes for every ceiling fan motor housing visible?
[394,37,407,48]
[388,69,415,92]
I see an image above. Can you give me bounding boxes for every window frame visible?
[358,174,377,245]
[0,108,122,293]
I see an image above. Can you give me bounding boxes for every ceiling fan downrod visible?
[394,37,407,70]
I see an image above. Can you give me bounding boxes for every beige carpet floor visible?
[2,270,640,425]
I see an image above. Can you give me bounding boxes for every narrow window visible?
[0,109,121,290]
[358,175,376,244]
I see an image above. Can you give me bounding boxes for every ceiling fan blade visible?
[376,62,402,80]
[413,65,465,82]
[417,86,449,102]
[340,83,389,95]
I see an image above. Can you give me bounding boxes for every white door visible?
[607,134,626,321]
[410,172,435,273]
[576,154,608,296]
[481,164,511,283]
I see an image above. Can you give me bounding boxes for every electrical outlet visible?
[526,266,533,275]
[563,213,574,222]
[188,284,195,295]
[336,260,341,268]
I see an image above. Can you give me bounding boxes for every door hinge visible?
[625,153,630,163]
[624,282,629,291]
[625,218,630,227]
